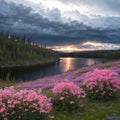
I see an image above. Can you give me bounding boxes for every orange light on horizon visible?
[47,41,120,52]
[48,45,80,52]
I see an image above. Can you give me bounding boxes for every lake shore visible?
[0,59,59,70]
[17,60,120,89]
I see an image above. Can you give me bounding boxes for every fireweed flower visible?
[52,82,86,111]
[83,69,120,100]
[52,82,86,99]
[0,87,52,120]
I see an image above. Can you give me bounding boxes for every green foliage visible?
[83,84,117,100]
[0,73,17,87]
[48,94,120,120]
[0,33,58,67]
[52,82,86,113]
[53,91,81,112]
[99,65,112,69]
[82,69,120,101]
[60,50,120,59]
[7,111,47,120]
[42,88,120,120]
[0,87,51,120]
[75,70,89,76]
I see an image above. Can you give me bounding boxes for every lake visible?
[0,57,102,81]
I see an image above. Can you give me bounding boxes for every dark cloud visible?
[0,0,120,47]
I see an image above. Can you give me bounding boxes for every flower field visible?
[17,61,120,89]
[0,60,120,120]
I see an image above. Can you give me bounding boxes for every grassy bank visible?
[1,81,120,120]
[48,97,120,120]
[0,33,59,68]
[44,88,120,120]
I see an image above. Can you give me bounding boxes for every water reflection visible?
[0,57,102,81]
[86,59,95,66]
[61,57,74,72]
[60,57,100,72]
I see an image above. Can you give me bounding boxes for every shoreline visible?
[0,59,59,70]
[17,60,120,89]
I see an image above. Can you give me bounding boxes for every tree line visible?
[0,31,59,67]
[0,31,47,49]
[60,50,120,59]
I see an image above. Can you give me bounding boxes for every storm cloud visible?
[0,0,120,48]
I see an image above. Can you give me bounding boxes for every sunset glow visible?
[49,45,79,52]
[48,41,120,52]
[1,0,120,51]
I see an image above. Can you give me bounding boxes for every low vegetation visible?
[83,69,120,100]
[0,73,16,88]
[0,69,120,120]
[0,87,52,120]
[52,82,86,112]
[99,65,112,69]
[75,70,89,76]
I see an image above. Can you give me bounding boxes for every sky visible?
[0,0,120,52]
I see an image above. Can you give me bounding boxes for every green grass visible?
[43,90,120,120]
[74,70,89,76]
[0,73,17,88]
[0,86,120,120]
[0,80,17,88]
[49,99,120,120]
[0,34,58,67]
[99,65,112,69]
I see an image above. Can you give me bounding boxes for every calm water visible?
[0,57,102,81]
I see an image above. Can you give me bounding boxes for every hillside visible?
[60,50,120,59]
[0,33,58,68]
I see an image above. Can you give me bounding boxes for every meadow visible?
[0,61,120,120]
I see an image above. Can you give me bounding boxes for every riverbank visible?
[17,60,120,89]
[0,33,59,71]
[0,59,59,81]
[0,59,59,70]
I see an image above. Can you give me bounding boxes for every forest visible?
[0,32,58,68]
[60,50,120,59]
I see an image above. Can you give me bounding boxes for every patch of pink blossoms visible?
[0,87,52,120]
[52,82,86,111]
[52,82,86,99]
[83,69,120,99]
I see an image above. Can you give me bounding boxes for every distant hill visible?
[60,50,120,59]
[0,33,58,68]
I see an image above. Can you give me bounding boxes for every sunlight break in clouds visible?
[1,0,120,51]
[49,41,120,52]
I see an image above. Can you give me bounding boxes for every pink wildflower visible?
[83,69,120,99]
[70,101,74,104]
[0,87,52,119]
[60,96,64,100]
[52,82,86,111]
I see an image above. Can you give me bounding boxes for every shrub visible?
[83,69,120,100]
[52,82,86,112]
[0,87,52,120]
